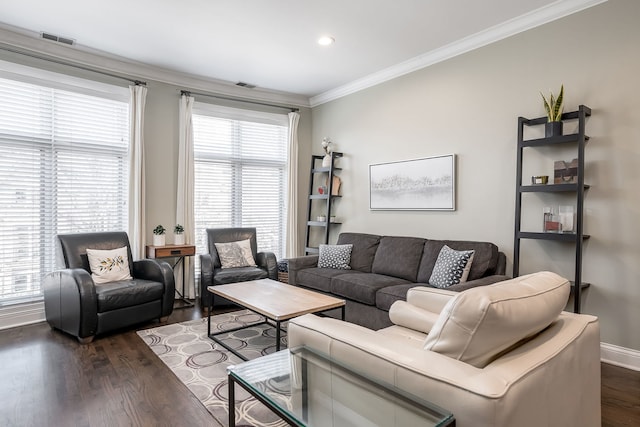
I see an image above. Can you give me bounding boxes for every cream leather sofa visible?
[288,271,601,427]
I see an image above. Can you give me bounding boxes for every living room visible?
[0,0,639,426]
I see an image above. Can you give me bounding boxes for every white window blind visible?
[0,73,129,305]
[192,104,288,270]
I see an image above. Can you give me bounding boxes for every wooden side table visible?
[146,244,196,309]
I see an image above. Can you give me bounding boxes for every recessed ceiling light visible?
[317,36,335,46]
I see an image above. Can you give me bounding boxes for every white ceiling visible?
[0,0,603,102]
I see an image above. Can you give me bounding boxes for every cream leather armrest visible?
[388,301,440,334]
[406,286,457,313]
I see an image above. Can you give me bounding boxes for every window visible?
[192,104,288,273]
[0,64,129,305]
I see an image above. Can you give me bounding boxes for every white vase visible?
[153,234,165,247]
[174,233,185,245]
[322,154,332,167]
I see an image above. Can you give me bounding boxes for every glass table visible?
[227,346,455,427]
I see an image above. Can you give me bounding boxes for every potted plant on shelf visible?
[153,224,166,247]
[541,84,564,137]
[321,137,333,167]
[174,224,185,245]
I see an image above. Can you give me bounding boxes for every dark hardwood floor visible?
[0,301,638,427]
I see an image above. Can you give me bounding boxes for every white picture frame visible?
[369,154,456,211]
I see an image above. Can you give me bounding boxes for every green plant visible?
[541,84,564,122]
[153,224,166,235]
[174,224,184,234]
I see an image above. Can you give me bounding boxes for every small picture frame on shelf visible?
[554,159,578,184]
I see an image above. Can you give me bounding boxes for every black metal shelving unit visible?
[304,152,343,255]
[513,105,591,313]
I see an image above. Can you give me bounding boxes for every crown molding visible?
[0,24,310,109]
[310,0,607,107]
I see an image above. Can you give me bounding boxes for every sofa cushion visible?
[371,236,426,282]
[296,268,360,293]
[213,266,268,285]
[417,240,498,283]
[423,271,570,368]
[96,278,164,312]
[375,284,415,311]
[331,273,411,305]
[337,233,381,272]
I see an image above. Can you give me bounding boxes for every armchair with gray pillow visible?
[43,232,175,343]
[199,227,278,309]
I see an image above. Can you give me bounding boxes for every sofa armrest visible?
[495,252,507,275]
[43,268,98,339]
[199,253,214,306]
[256,251,278,280]
[405,286,457,313]
[287,255,319,285]
[132,259,175,317]
[445,274,510,292]
[388,301,440,334]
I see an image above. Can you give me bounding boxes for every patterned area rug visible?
[137,311,288,427]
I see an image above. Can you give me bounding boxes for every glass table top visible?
[227,346,454,427]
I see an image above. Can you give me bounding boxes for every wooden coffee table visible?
[207,279,345,361]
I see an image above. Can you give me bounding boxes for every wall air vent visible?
[236,82,256,89]
[40,32,75,46]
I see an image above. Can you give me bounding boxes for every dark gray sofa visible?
[288,232,509,330]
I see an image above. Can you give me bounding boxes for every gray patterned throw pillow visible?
[428,245,475,288]
[214,239,257,269]
[317,244,353,269]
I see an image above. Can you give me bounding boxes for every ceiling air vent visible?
[40,32,75,46]
[236,82,256,89]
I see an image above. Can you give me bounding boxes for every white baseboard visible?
[601,342,640,371]
[0,301,46,331]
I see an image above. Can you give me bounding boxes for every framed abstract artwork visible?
[369,154,456,211]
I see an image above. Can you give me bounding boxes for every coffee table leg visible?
[228,374,236,427]
[207,294,213,336]
[276,320,281,351]
[341,305,345,321]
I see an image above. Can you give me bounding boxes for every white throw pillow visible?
[423,271,570,368]
[428,245,475,288]
[86,247,132,284]
[317,244,353,269]
[215,239,257,268]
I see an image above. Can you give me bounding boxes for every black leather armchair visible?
[43,232,175,343]
[200,227,278,308]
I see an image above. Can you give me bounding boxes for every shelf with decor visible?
[304,151,343,255]
[513,104,591,313]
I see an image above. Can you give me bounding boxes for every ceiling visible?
[0,0,602,102]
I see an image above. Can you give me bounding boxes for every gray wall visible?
[309,0,640,351]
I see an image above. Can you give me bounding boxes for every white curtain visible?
[286,111,300,258]
[177,93,196,298]
[128,84,147,260]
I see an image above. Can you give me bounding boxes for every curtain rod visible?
[0,45,147,85]
[181,89,299,112]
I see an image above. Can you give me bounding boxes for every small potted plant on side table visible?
[153,224,166,246]
[174,224,185,245]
